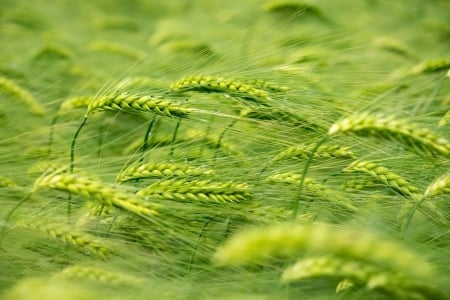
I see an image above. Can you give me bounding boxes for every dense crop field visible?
[0,0,449,299]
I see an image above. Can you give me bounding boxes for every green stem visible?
[292,135,328,219]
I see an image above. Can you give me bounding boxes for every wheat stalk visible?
[329,113,450,157]
[137,179,251,203]
[33,172,159,219]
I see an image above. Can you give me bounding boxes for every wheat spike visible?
[137,179,251,203]
[55,265,143,286]
[344,160,420,198]
[424,172,450,198]
[87,92,191,118]
[410,57,450,74]
[273,143,355,162]
[169,75,270,104]
[0,76,44,116]
[329,113,450,157]
[14,221,109,258]
[116,162,215,183]
[33,172,159,219]
[59,96,93,113]
[214,223,435,281]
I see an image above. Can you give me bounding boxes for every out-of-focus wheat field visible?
[0,0,449,299]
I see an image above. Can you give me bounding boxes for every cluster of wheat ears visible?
[0,0,449,299]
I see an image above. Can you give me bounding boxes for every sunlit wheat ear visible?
[343,160,421,198]
[89,40,146,60]
[266,172,357,212]
[33,172,159,219]
[272,143,355,162]
[0,76,45,116]
[137,179,251,203]
[410,58,450,74]
[55,265,143,286]
[214,223,435,281]
[438,110,449,127]
[169,75,271,105]
[13,221,109,258]
[87,92,191,118]
[328,113,450,157]
[116,162,215,183]
[424,172,450,199]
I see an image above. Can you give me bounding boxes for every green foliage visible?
[1,0,449,299]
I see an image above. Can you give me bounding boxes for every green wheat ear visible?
[0,76,45,116]
[329,113,450,157]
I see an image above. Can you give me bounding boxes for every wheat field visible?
[0,0,449,299]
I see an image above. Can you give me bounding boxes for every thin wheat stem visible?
[292,135,328,219]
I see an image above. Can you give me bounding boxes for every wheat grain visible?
[0,76,44,116]
[214,223,435,281]
[33,172,159,219]
[169,75,270,104]
[116,162,215,183]
[14,221,109,258]
[137,179,251,203]
[329,113,450,157]
[87,92,191,118]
